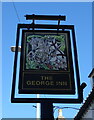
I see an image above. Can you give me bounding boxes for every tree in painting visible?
[26,35,68,70]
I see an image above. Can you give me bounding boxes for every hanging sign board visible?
[19,30,75,94]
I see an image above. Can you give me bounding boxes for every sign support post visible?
[41,103,54,120]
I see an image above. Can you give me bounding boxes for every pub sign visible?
[11,15,84,103]
[19,30,75,94]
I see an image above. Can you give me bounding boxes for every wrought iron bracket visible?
[11,15,86,103]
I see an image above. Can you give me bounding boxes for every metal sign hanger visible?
[11,14,86,104]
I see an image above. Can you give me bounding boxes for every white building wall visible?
[81,101,94,120]
[92,103,94,120]
[83,106,92,119]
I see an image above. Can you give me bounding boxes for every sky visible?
[93,2,94,68]
[1,0,94,2]
[0,2,2,120]
[1,1,92,119]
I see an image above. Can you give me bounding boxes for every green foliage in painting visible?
[25,34,67,71]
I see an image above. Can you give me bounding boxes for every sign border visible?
[11,24,83,103]
[18,30,75,94]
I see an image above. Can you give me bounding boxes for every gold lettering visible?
[27,80,67,86]
[26,80,54,86]
[56,81,68,86]
[36,81,41,85]
[26,81,31,85]
[32,81,35,85]
[41,76,53,80]
[50,81,54,85]
[41,76,44,80]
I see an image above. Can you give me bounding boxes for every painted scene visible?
[25,34,68,71]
